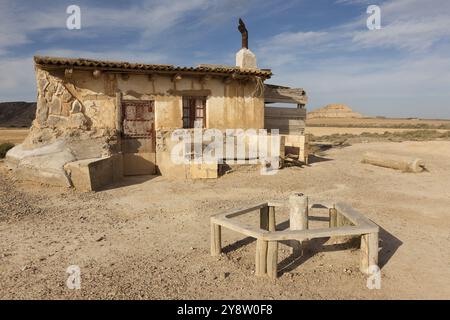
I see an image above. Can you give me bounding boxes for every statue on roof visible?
[238,18,248,49]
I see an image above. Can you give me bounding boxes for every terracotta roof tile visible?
[34,56,272,79]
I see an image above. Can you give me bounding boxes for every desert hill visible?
[308,104,363,119]
[0,101,36,127]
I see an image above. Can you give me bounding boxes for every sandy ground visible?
[0,128,29,144]
[1,140,449,300]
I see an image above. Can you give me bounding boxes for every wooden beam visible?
[362,151,425,173]
[262,225,378,241]
[115,92,122,135]
[264,84,308,104]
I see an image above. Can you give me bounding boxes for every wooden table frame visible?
[210,201,379,279]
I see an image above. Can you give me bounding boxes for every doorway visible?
[121,100,156,175]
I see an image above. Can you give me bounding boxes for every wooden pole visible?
[210,223,222,256]
[289,193,308,253]
[267,241,279,279]
[268,206,276,231]
[329,207,337,228]
[362,151,425,173]
[255,239,268,276]
[115,92,122,134]
[260,206,269,230]
[360,232,379,274]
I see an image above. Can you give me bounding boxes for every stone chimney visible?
[236,48,257,69]
[236,18,257,69]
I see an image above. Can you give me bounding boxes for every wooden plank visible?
[210,223,222,256]
[211,216,267,239]
[264,107,307,118]
[267,200,286,207]
[335,202,379,229]
[264,85,308,104]
[219,203,268,219]
[262,224,378,241]
[267,241,279,279]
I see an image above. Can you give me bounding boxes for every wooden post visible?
[289,193,308,253]
[267,241,279,279]
[211,223,222,256]
[255,239,268,276]
[329,207,337,228]
[115,92,122,134]
[260,206,275,231]
[268,206,276,231]
[260,206,269,230]
[360,232,379,274]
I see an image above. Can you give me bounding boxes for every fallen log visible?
[361,151,425,173]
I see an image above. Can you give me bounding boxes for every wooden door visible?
[121,100,156,175]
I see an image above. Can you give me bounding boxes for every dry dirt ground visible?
[1,141,450,300]
[0,128,29,144]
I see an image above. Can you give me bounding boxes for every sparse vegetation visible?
[309,130,450,151]
[0,142,14,158]
[307,122,450,130]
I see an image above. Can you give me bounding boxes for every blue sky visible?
[0,0,449,118]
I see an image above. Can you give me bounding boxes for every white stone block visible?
[236,48,257,69]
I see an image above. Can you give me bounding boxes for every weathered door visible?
[121,100,156,175]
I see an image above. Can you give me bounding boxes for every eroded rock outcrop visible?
[307,104,363,119]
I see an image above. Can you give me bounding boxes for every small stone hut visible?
[7,24,308,191]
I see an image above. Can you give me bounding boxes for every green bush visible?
[0,143,14,158]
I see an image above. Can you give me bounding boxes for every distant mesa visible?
[307,104,363,119]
